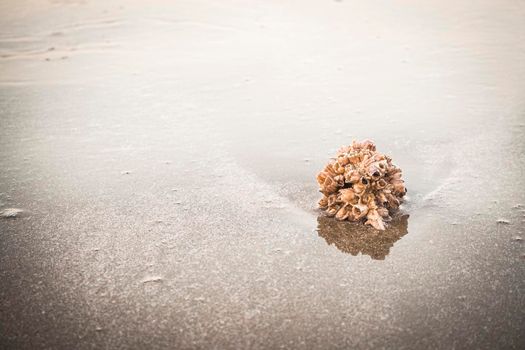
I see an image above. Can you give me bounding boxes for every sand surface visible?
[1,0,525,349]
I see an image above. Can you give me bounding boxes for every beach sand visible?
[1,0,524,348]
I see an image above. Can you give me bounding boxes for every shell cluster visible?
[316,140,406,230]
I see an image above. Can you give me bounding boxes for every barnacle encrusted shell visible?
[316,140,406,230]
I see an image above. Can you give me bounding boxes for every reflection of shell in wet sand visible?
[317,140,406,230]
[317,214,409,260]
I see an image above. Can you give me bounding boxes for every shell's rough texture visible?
[316,140,406,230]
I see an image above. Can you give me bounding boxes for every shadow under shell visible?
[317,214,409,260]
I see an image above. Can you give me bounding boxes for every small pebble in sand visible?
[496,219,510,224]
[121,170,132,175]
[0,208,24,218]
[141,276,163,284]
[513,236,523,242]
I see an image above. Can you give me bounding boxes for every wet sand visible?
[1,0,525,349]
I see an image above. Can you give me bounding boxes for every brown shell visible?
[316,140,406,230]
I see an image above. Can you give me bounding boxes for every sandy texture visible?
[1,0,525,349]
